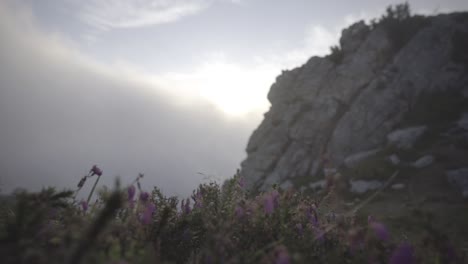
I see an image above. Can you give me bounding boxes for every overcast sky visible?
[1,0,467,198]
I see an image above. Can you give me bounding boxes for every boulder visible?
[350,180,383,194]
[344,148,381,168]
[446,168,468,198]
[387,126,427,150]
[411,155,434,168]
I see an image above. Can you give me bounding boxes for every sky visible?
[1,0,467,198]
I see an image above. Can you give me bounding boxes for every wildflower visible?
[296,223,304,236]
[264,190,279,215]
[77,176,87,188]
[389,242,414,264]
[368,215,390,241]
[180,198,192,214]
[193,190,203,208]
[90,165,102,176]
[313,227,325,242]
[79,200,88,212]
[140,203,156,225]
[127,185,136,201]
[238,177,245,189]
[306,206,319,227]
[235,205,244,218]
[348,228,365,253]
[275,246,290,264]
[139,191,149,202]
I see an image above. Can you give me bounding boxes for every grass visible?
[0,167,466,264]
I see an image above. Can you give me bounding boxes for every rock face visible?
[241,13,468,192]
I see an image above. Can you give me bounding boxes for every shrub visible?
[327,45,344,65]
[371,3,430,53]
[0,168,466,264]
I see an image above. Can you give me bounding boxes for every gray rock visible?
[391,183,406,190]
[280,180,293,190]
[446,168,468,198]
[350,180,383,194]
[241,13,468,191]
[388,154,401,165]
[309,180,326,190]
[340,21,370,54]
[344,148,381,168]
[458,113,468,130]
[387,126,427,149]
[412,155,434,168]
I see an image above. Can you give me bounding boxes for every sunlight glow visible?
[197,62,273,116]
[156,61,276,117]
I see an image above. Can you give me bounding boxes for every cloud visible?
[0,2,257,197]
[75,0,228,29]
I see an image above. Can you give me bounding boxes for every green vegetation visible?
[327,45,344,65]
[0,166,465,263]
[370,3,430,54]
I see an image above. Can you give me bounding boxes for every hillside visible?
[241,6,468,251]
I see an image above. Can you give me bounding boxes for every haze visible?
[1,0,467,198]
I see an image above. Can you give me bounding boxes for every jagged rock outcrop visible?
[241,12,468,193]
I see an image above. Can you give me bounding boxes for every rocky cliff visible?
[241,11,468,198]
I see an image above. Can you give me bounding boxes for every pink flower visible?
[140,203,156,225]
[90,165,102,176]
[79,200,88,212]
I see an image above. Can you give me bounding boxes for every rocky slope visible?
[241,11,468,199]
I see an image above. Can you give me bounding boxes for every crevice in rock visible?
[253,138,293,191]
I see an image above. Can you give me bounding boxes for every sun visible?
[196,62,273,116]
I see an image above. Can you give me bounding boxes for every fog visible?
[0,3,261,198]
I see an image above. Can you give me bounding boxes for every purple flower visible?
[79,200,88,212]
[140,203,156,225]
[238,177,245,189]
[296,223,304,236]
[389,242,414,264]
[193,190,203,208]
[127,185,136,201]
[139,192,149,202]
[306,206,319,227]
[275,247,290,264]
[370,221,390,241]
[313,227,325,242]
[184,198,191,214]
[264,191,279,215]
[235,206,244,218]
[90,165,102,176]
[348,228,365,254]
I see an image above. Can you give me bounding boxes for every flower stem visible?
[86,175,101,205]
